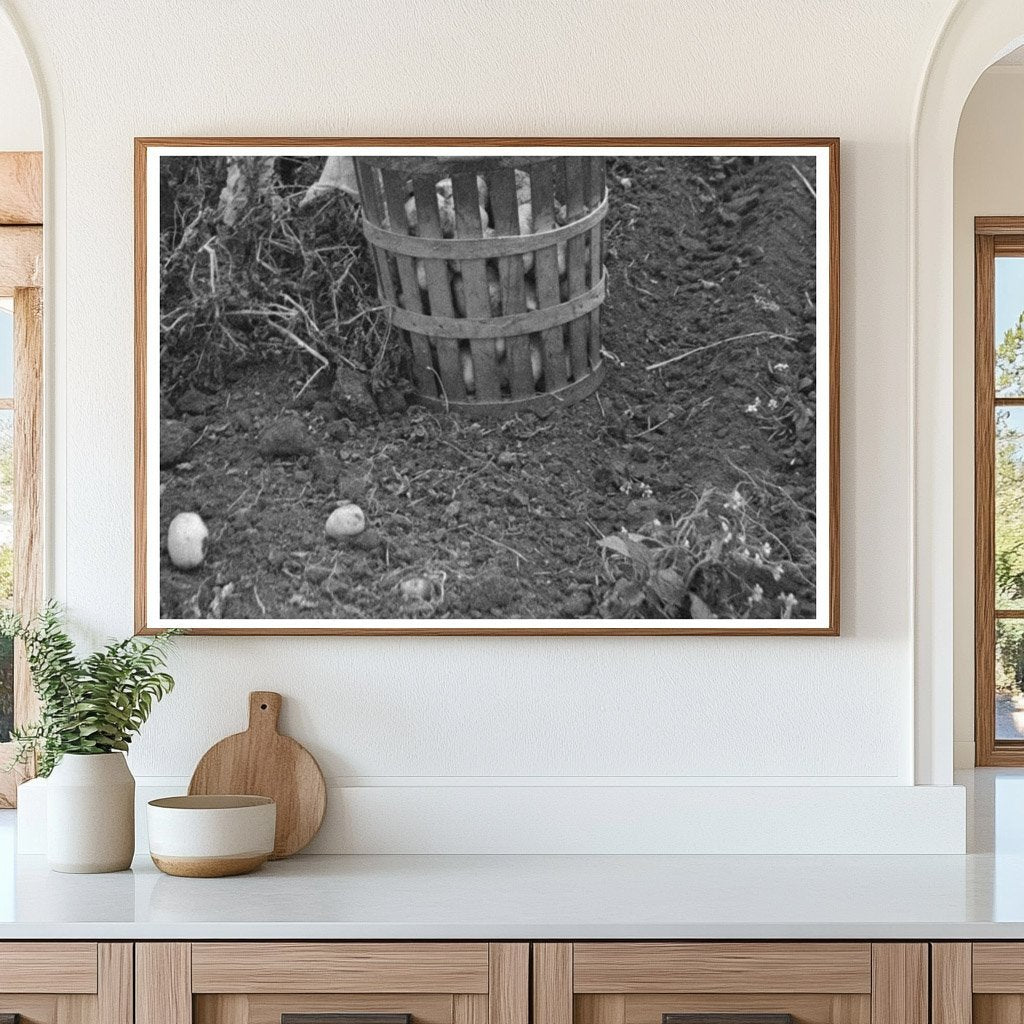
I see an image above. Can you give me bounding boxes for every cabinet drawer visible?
[572,944,872,994]
[533,944,926,1024]
[0,943,130,1024]
[569,943,872,1024]
[139,943,529,1024]
[934,942,1024,1024]
[973,944,1024,992]
[0,942,99,994]
[191,943,491,994]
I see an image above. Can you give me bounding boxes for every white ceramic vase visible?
[46,752,135,873]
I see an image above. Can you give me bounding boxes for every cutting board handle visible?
[248,691,282,734]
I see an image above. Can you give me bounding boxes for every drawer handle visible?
[664,1016,795,1024]
[283,1016,411,1024]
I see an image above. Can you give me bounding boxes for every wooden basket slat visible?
[487,167,534,399]
[555,157,570,216]
[451,172,501,401]
[412,176,466,402]
[353,159,385,227]
[381,169,438,399]
[355,160,400,305]
[355,160,411,380]
[587,156,605,365]
[564,155,589,380]
[528,162,568,391]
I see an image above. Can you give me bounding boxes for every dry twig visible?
[646,331,796,371]
[790,162,817,200]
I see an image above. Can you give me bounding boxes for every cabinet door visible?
[533,944,927,1024]
[137,943,528,1024]
[939,943,1024,1024]
[0,943,131,1024]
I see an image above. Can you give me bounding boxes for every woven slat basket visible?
[354,155,608,417]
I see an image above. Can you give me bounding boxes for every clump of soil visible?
[159,155,818,621]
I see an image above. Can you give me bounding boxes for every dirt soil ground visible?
[159,155,818,621]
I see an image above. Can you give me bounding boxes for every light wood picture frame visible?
[135,137,840,636]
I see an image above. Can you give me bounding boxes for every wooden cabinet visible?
[931,943,1024,1024]
[136,944,528,1024]
[0,938,955,1024]
[0,942,132,1024]
[532,944,929,1024]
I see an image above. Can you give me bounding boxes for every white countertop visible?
[0,849,1021,940]
[0,769,1021,941]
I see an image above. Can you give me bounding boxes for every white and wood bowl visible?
[147,795,276,877]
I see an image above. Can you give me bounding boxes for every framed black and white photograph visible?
[135,138,839,635]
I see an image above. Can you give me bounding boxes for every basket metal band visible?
[389,272,606,340]
[362,193,609,260]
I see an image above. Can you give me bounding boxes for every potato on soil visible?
[400,577,432,602]
[325,503,366,539]
[167,512,209,570]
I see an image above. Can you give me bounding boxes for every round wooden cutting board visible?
[188,691,327,859]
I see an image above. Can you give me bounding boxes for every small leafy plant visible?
[596,486,815,620]
[1,603,179,777]
[743,357,816,469]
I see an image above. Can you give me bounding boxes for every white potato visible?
[404,195,418,232]
[475,175,489,209]
[530,339,542,383]
[518,200,534,235]
[167,512,208,570]
[515,169,531,207]
[400,577,432,602]
[527,338,573,386]
[486,263,501,315]
[460,346,475,393]
[325,503,366,539]
[437,187,456,237]
[518,200,535,274]
[433,177,490,237]
[452,274,466,317]
[451,267,501,317]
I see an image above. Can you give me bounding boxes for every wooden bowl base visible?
[151,853,268,878]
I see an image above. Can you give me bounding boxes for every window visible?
[0,152,42,806]
[975,219,1024,764]
[0,290,41,804]
[0,301,13,745]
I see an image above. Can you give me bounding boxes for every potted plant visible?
[2,603,178,873]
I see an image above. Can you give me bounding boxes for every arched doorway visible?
[914,1,1024,785]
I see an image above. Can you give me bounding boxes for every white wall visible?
[3,0,972,851]
[0,9,39,151]
[952,66,1024,767]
